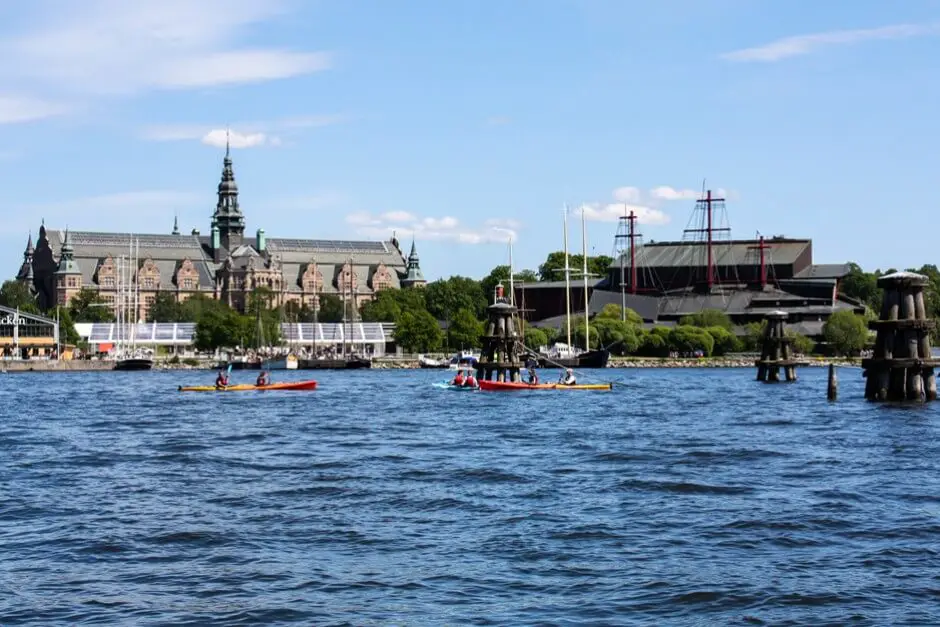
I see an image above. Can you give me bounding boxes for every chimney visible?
[256,228,266,253]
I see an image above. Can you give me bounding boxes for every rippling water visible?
[1,367,938,625]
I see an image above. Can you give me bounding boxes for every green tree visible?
[639,326,670,356]
[394,310,443,352]
[787,330,815,355]
[741,321,766,352]
[537,252,613,282]
[317,294,344,323]
[680,308,734,331]
[447,307,484,349]
[0,280,40,313]
[69,288,115,322]
[523,326,549,351]
[595,303,643,324]
[147,291,181,322]
[822,309,869,356]
[425,276,487,320]
[179,293,228,322]
[668,325,715,356]
[704,326,741,356]
[593,318,641,355]
[839,262,881,312]
[53,306,80,345]
[572,322,601,350]
[194,309,249,352]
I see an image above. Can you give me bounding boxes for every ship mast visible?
[581,208,590,351]
[563,205,572,348]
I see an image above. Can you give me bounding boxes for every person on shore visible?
[560,368,577,385]
[256,370,270,387]
[215,370,229,389]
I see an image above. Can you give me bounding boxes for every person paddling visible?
[215,370,229,389]
[560,368,577,386]
[452,370,465,386]
[463,371,478,388]
[525,356,539,385]
[256,370,270,387]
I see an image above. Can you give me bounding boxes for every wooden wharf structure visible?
[476,284,524,383]
[862,271,939,402]
[755,310,799,382]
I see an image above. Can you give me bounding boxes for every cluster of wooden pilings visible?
[476,284,524,383]
[862,271,939,402]
[755,311,799,382]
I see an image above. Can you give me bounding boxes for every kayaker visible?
[452,370,465,386]
[561,368,577,385]
[215,370,229,389]
[256,371,270,387]
[463,371,478,388]
[525,356,539,385]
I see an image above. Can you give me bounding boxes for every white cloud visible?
[201,129,276,149]
[721,22,940,62]
[0,95,69,124]
[649,186,700,201]
[140,113,349,147]
[579,203,671,226]
[381,210,417,223]
[0,0,331,119]
[346,211,517,244]
[612,186,642,203]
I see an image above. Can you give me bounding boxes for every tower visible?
[172,214,180,236]
[400,239,426,288]
[476,283,524,382]
[211,135,245,252]
[53,229,82,307]
[16,233,34,288]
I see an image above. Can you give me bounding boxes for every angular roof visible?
[610,238,811,269]
[42,228,408,294]
[791,263,852,280]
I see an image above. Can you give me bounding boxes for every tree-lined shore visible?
[2,255,917,357]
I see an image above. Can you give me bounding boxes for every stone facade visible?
[16,145,422,320]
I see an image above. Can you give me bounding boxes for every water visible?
[1,367,938,625]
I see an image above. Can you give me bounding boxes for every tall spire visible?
[211,143,245,250]
[17,233,34,281]
[401,238,426,287]
[172,213,180,235]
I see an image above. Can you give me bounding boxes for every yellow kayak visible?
[478,380,612,391]
[178,380,318,392]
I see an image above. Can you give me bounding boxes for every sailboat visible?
[114,238,154,371]
[535,206,610,369]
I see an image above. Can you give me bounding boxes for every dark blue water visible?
[1,367,937,625]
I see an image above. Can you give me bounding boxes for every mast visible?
[311,256,318,356]
[581,207,590,351]
[629,211,638,296]
[563,205,572,348]
[508,235,514,307]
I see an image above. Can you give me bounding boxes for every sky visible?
[1,0,940,281]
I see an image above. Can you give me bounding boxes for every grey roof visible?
[588,289,661,321]
[518,279,605,290]
[610,238,811,269]
[791,263,852,280]
[43,228,408,294]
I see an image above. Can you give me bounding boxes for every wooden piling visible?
[827,364,837,401]
[476,283,524,383]
[755,310,802,383]
[862,271,939,403]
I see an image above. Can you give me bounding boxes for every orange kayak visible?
[178,380,318,392]
[477,379,611,391]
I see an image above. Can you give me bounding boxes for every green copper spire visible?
[211,139,245,250]
[401,238,425,287]
[55,228,81,275]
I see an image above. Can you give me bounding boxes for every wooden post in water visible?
[862,271,939,402]
[755,310,798,383]
[827,364,838,401]
[476,283,523,383]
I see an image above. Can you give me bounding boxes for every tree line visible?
[0,252,886,356]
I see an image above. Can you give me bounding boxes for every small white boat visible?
[448,350,479,369]
[418,355,448,369]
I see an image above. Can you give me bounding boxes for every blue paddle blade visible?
[227,364,233,376]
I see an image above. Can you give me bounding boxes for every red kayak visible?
[477,379,611,391]
[178,380,318,392]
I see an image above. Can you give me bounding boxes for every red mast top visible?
[684,189,729,290]
[747,235,772,289]
[627,210,640,294]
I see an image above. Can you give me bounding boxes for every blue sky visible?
[1,0,939,281]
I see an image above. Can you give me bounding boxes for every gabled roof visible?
[610,238,811,269]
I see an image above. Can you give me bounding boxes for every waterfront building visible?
[15,145,424,320]
[0,304,62,360]
[516,191,864,340]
